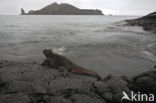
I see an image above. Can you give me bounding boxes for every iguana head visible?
[43,49,54,58]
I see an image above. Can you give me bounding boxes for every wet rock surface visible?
[0,60,103,103]
[126,12,156,33]
[129,69,156,95]
[0,60,155,103]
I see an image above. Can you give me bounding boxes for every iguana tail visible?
[71,67,102,80]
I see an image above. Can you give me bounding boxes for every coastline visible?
[0,58,155,103]
[0,14,155,102]
[125,12,156,33]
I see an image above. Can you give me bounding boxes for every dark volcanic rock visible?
[23,2,103,15]
[0,60,105,103]
[0,59,155,103]
[126,12,156,33]
[129,69,156,95]
[92,74,130,103]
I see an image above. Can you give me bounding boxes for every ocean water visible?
[0,15,155,77]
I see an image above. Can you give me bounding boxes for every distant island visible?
[21,2,103,15]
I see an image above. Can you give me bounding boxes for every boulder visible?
[92,74,130,103]
[129,70,156,95]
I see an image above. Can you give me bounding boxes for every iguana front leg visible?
[42,58,56,68]
[41,59,49,66]
[58,66,70,78]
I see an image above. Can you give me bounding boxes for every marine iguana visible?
[42,49,102,80]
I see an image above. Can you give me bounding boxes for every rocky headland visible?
[21,2,103,15]
[0,49,156,103]
[126,12,156,33]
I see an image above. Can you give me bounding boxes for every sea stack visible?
[21,2,103,15]
[21,8,26,15]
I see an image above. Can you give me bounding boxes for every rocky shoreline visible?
[126,12,156,33]
[0,59,156,103]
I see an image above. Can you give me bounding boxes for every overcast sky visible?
[0,0,156,15]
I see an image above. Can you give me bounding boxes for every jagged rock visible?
[144,12,156,18]
[48,79,93,95]
[22,2,103,15]
[0,93,31,103]
[0,58,155,103]
[0,60,105,103]
[32,83,47,94]
[5,81,32,94]
[50,96,73,103]
[126,12,156,33]
[69,94,105,103]
[129,69,156,95]
[92,75,130,103]
[102,92,113,103]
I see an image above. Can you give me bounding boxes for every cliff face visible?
[22,2,103,15]
[126,12,156,33]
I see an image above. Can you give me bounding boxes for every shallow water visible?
[0,15,156,77]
